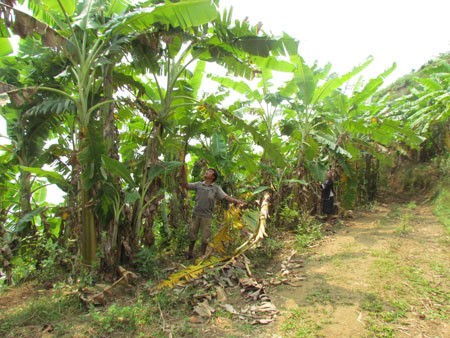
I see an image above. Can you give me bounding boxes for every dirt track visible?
[267,202,450,337]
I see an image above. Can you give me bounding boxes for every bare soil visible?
[264,202,450,337]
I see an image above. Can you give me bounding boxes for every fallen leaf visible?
[193,300,215,317]
[221,303,238,314]
[189,316,203,323]
[251,318,274,325]
[216,286,227,303]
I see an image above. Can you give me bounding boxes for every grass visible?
[305,286,336,304]
[363,234,450,337]
[280,308,326,338]
[0,293,84,337]
[433,186,450,232]
[0,284,202,337]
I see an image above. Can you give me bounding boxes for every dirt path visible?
[267,202,450,338]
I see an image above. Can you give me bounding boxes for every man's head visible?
[204,168,218,182]
[327,169,333,179]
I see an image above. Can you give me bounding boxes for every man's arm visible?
[224,194,246,206]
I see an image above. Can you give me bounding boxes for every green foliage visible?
[294,213,323,250]
[9,234,74,285]
[396,213,413,235]
[90,301,154,335]
[133,246,160,278]
[407,201,417,209]
[433,184,450,232]
[361,293,385,313]
[167,221,191,257]
[253,237,283,260]
[278,199,301,228]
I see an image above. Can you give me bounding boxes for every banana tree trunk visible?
[168,146,190,231]
[142,122,164,247]
[0,213,13,285]
[77,127,99,266]
[18,169,34,236]
[80,185,97,265]
[130,121,164,253]
[100,64,123,271]
[365,154,378,202]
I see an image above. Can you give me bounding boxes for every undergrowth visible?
[433,185,450,233]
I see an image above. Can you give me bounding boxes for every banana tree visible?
[107,7,299,254]
[388,59,450,161]
[0,0,222,266]
[208,53,299,185]
[276,56,385,210]
[0,50,67,236]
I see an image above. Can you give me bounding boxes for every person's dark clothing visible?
[321,179,335,215]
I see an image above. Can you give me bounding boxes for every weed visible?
[89,301,154,335]
[295,215,323,250]
[279,206,301,228]
[395,212,413,234]
[388,206,401,219]
[365,318,396,338]
[260,237,283,258]
[133,246,160,278]
[430,262,449,276]
[372,256,398,275]
[406,201,417,209]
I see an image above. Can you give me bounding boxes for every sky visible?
[219,0,450,82]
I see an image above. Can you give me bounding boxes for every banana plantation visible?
[0,0,448,302]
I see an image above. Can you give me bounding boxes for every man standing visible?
[184,168,245,259]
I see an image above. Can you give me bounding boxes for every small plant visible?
[133,246,159,278]
[305,286,335,304]
[279,201,301,228]
[396,213,413,234]
[295,214,323,250]
[366,318,396,338]
[407,201,417,209]
[90,301,154,335]
[170,221,191,257]
[260,237,283,258]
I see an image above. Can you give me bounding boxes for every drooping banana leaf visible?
[157,193,270,289]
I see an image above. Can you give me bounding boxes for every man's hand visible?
[225,195,246,206]
[235,199,247,207]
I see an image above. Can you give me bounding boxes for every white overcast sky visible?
[219,0,450,82]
